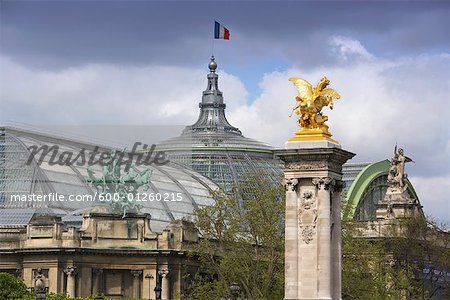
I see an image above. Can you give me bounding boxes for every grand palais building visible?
[0,58,423,299]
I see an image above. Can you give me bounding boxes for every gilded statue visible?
[289,76,340,140]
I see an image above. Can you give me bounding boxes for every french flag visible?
[214,21,230,40]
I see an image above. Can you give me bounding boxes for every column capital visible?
[92,268,103,275]
[284,177,299,191]
[332,179,346,193]
[158,269,169,277]
[64,266,78,276]
[312,177,335,190]
[131,270,143,277]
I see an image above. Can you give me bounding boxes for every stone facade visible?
[0,212,200,299]
[276,142,354,300]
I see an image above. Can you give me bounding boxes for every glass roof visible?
[0,208,36,226]
[0,127,219,232]
[157,133,283,200]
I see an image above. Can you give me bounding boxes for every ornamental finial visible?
[209,56,217,73]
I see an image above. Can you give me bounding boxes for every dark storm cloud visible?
[1,1,449,70]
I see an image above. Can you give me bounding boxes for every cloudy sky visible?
[1,1,449,222]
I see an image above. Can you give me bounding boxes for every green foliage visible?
[180,179,450,300]
[0,273,112,300]
[45,293,141,300]
[182,273,229,300]
[45,293,73,300]
[183,171,285,300]
[0,272,34,300]
[341,218,414,299]
[41,293,107,300]
[386,216,450,299]
[342,200,450,299]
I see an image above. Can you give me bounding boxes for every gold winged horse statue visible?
[288,76,341,141]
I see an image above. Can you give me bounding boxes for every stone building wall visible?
[0,212,200,299]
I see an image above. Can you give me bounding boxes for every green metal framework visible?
[345,159,420,221]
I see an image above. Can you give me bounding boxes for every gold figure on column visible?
[289,76,341,142]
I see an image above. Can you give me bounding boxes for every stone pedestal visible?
[275,141,354,300]
[376,188,420,220]
[78,212,158,248]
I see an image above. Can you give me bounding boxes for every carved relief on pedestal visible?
[285,160,343,174]
[298,190,317,244]
[284,178,299,192]
[286,161,327,171]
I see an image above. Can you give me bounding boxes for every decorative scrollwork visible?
[298,190,317,244]
[284,178,299,192]
[286,161,327,171]
[312,177,335,190]
[301,225,314,244]
[64,266,77,276]
[301,190,314,210]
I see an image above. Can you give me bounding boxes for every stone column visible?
[313,177,334,299]
[144,272,155,300]
[284,178,299,299]
[131,270,142,299]
[159,269,169,300]
[92,268,103,295]
[331,180,345,300]
[64,266,77,298]
[276,141,354,300]
[47,267,58,294]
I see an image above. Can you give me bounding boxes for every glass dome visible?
[0,126,219,232]
[157,57,282,199]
